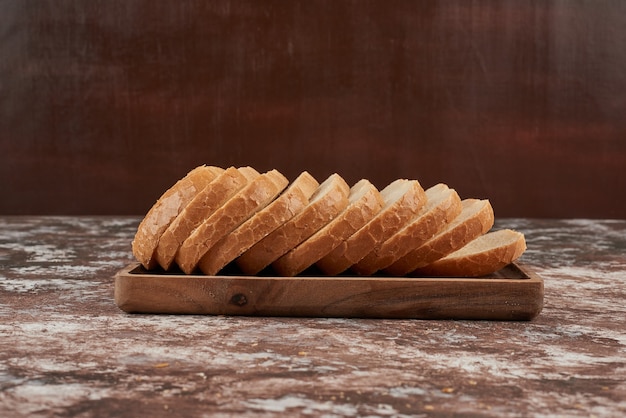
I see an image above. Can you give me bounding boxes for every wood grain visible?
[114,263,544,320]
[2,1,624,217]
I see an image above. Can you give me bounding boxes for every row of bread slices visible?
[131,165,526,277]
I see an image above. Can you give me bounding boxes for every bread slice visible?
[352,183,462,275]
[316,179,427,276]
[413,229,526,277]
[154,166,249,270]
[176,168,289,274]
[384,198,495,276]
[236,173,350,275]
[272,179,384,277]
[197,171,319,275]
[131,165,223,270]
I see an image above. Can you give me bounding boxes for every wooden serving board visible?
[114,263,543,320]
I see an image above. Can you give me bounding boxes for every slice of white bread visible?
[413,229,526,277]
[316,179,427,276]
[272,179,384,277]
[384,198,495,276]
[197,171,319,275]
[176,168,289,274]
[155,166,248,271]
[131,165,223,270]
[236,173,350,275]
[352,183,463,276]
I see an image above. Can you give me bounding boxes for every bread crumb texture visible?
[132,165,526,277]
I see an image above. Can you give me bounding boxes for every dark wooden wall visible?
[2,1,625,218]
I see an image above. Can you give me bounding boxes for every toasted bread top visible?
[272,179,384,276]
[316,179,426,276]
[131,165,222,270]
[197,171,319,275]
[236,173,350,275]
[154,166,247,270]
[352,183,462,275]
[385,198,495,276]
[176,168,288,274]
[413,229,526,277]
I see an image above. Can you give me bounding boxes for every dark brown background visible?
[1,1,625,218]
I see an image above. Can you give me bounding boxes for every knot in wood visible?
[230,293,247,306]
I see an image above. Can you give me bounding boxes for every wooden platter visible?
[114,262,543,320]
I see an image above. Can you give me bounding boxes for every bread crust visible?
[236,173,350,275]
[352,183,462,275]
[154,166,245,270]
[316,179,426,276]
[197,171,319,275]
[385,199,495,276]
[132,165,521,278]
[413,229,526,277]
[272,179,384,276]
[176,169,288,274]
[131,165,222,270]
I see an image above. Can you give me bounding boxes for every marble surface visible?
[1,216,625,417]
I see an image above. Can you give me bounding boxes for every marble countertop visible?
[1,216,625,417]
